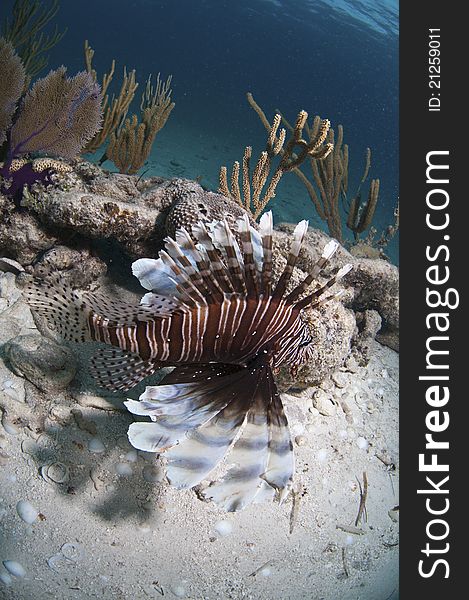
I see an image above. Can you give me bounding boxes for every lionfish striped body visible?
[26,212,351,511]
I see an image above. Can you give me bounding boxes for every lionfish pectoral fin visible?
[89,347,157,392]
[259,371,295,498]
[126,363,248,454]
[202,363,294,512]
[132,257,178,297]
[124,359,294,510]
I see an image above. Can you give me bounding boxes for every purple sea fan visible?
[8,66,102,160]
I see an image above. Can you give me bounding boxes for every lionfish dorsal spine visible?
[271,219,309,300]
[192,221,235,294]
[294,263,353,310]
[258,211,273,296]
[210,220,247,295]
[237,213,259,298]
[165,235,208,295]
[285,238,340,304]
[175,227,225,303]
[160,241,208,306]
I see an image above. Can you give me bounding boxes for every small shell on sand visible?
[316,448,329,463]
[312,390,336,417]
[61,542,84,562]
[40,462,69,484]
[124,449,138,462]
[115,463,133,477]
[0,572,12,585]
[2,560,26,578]
[3,387,21,402]
[356,437,369,450]
[16,500,39,524]
[1,417,20,436]
[21,439,39,456]
[213,520,233,537]
[171,584,187,598]
[88,437,105,453]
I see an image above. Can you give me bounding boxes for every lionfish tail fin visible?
[24,274,92,343]
[125,357,293,511]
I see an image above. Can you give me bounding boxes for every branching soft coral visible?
[0,37,102,201]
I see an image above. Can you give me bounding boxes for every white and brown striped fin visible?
[165,388,253,489]
[203,363,293,511]
[132,257,178,297]
[272,219,309,300]
[259,211,273,296]
[158,249,204,306]
[261,369,294,499]
[163,235,209,304]
[191,221,235,294]
[294,263,353,310]
[84,290,176,322]
[209,220,246,294]
[126,363,246,452]
[89,347,157,392]
[236,214,259,297]
[125,356,293,511]
[202,377,270,512]
[174,227,225,303]
[285,239,340,304]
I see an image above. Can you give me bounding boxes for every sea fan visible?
[9,66,102,159]
[0,38,26,147]
[0,54,102,201]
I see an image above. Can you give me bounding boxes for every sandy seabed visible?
[0,270,398,600]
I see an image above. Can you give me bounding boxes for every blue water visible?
[6,0,399,262]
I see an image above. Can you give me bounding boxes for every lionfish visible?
[25,212,352,511]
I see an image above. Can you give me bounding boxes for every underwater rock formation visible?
[5,163,252,260]
[3,334,77,392]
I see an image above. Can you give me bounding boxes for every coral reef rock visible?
[0,195,59,264]
[3,334,77,392]
[4,160,252,263]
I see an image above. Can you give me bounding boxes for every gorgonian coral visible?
[0,38,26,147]
[0,37,102,201]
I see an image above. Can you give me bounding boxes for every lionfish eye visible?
[298,339,312,348]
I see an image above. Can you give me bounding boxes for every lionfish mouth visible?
[25,211,352,511]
